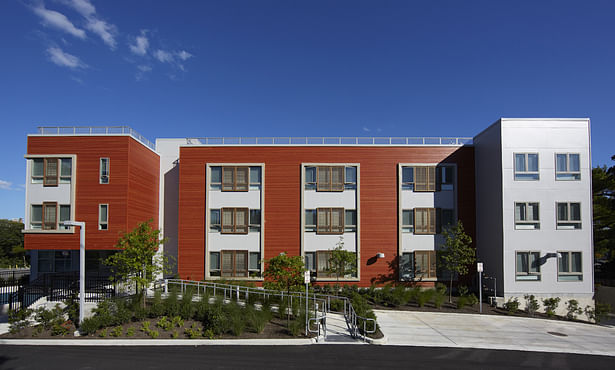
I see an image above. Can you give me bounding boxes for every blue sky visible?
[1,0,614,219]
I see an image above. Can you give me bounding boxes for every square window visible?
[401,210,414,233]
[305,209,316,232]
[31,205,42,229]
[414,208,436,234]
[60,158,72,183]
[210,209,221,232]
[555,153,581,180]
[210,252,220,271]
[514,153,539,180]
[515,251,541,281]
[31,159,44,183]
[558,251,582,281]
[515,202,540,229]
[344,166,357,189]
[249,252,261,271]
[344,209,357,232]
[556,202,581,229]
[316,208,344,234]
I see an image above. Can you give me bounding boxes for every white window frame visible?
[555,153,581,181]
[99,204,109,230]
[514,202,540,230]
[556,202,582,230]
[100,158,110,184]
[557,251,583,281]
[515,251,541,281]
[514,153,539,180]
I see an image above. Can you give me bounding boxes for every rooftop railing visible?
[35,126,156,151]
[185,136,473,146]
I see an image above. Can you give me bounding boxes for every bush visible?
[542,297,561,317]
[329,299,344,312]
[185,323,202,339]
[278,297,289,320]
[34,304,64,330]
[9,308,33,334]
[288,317,303,337]
[156,316,172,331]
[416,289,434,307]
[79,316,102,335]
[585,303,612,323]
[64,293,79,326]
[51,322,70,336]
[149,290,166,318]
[126,327,135,337]
[163,290,180,317]
[503,298,519,314]
[432,284,447,309]
[565,299,583,320]
[247,307,268,334]
[179,288,196,319]
[111,326,123,337]
[523,294,539,317]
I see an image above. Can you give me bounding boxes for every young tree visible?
[263,252,305,294]
[439,221,475,303]
[327,237,357,281]
[104,220,170,306]
[593,156,615,264]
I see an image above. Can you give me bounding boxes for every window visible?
[305,167,317,190]
[516,251,541,281]
[221,250,248,277]
[31,159,44,183]
[401,167,414,190]
[558,251,582,281]
[210,209,221,232]
[305,252,316,272]
[556,153,580,180]
[249,209,261,232]
[43,202,57,230]
[557,202,581,230]
[317,208,344,234]
[317,166,344,192]
[249,167,261,190]
[414,208,436,234]
[514,153,539,180]
[305,209,317,232]
[100,158,109,184]
[344,209,357,232]
[401,210,414,233]
[59,205,71,230]
[210,167,222,189]
[438,166,454,191]
[209,252,220,276]
[60,158,72,183]
[44,158,59,186]
[99,204,108,230]
[415,251,437,279]
[31,205,42,229]
[221,208,248,234]
[222,166,249,191]
[400,252,414,280]
[345,167,357,189]
[515,202,540,230]
[249,252,261,271]
[316,250,332,278]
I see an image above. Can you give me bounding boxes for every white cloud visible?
[137,65,152,72]
[135,64,152,81]
[47,47,87,69]
[60,0,117,50]
[32,4,86,39]
[154,49,174,63]
[176,50,192,61]
[129,30,149,56]
[362,126,371,132]
[0,180,23,191]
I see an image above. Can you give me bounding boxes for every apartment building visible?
[22,119,594,308]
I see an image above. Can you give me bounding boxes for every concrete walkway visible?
[374,310,615,356]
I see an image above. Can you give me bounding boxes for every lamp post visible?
[64,221,85,327]
[477,262,483,314]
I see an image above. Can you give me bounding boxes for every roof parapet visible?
[34,126,155,151]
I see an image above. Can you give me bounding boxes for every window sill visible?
[22,229,75,234]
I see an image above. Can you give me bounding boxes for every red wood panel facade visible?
[25,136,159,251]
[177,145,475,286]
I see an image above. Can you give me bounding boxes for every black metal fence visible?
[1,271,117,311]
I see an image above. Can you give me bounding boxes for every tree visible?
[593,156,615,264]
[327,237,357,281]
[104,220,170,306]
[439,221,475,303]
[0,219,28,268]
[263,252,305,294]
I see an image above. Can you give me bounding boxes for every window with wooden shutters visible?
[414,208,436,234]
[221,208,249,234]
[415,250,437,279]
[414,166,436,192]
[43,202,57,230]
[317,208,344,234]
[316,166,344,192]
[222,166,249,191]
[44,158,58,186]
[316,250,332,278]
[221,250,248,277]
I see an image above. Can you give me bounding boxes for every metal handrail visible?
[185,136,473,146]
[34,126,156,151]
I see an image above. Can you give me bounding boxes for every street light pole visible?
[64,221,85,327]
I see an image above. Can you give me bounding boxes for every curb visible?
[0,338,314,346]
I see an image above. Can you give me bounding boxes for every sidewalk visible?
[374,310,615,356]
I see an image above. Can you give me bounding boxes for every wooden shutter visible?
[221,208,234,233]
[221,251,234,276]
[317,208,328,233]
[415,251,428,278]
[235,167,249,191]
[235,251,248,277]
[429,251,437,278]
[414,166,436,192]
[414,208,436,234]
[235,208,248,233]
[317,251,331,278]
[331,208,344,233]
[222,167,235,191]
[43,202,57,230]
[44,158,58,186]
[331,166,344,191]
[317,167,331,191]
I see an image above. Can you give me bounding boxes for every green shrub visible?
[111,326,123,337]
[149,290,166,318]
[230,308,246,336]
[185,323,202,339]
[64,293,80,326]
[126,327,135,337]
[203,328,215,339]
[247,307,268,334]
[164,290,180,317]
[407,287,421,305]
[416,289,434,307]
[523,294,539,317]
[585,303,612,323]
[140,321,151,332]
[278,297,289,320]
[99,328,108,338]
[156,316,172,331]
[503,298,519,314]
[9,308,33,334]
[79,316,102,335]
[149,330,159,339]
[565,299,583,320]
[51,322,70,336]
[432,288,446,309]
[542,297,561,317]
[34,304,64,330]
[288,317,303,337]
[179,288,196,319]
[172,330,178,339]
[172,316,184,328]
